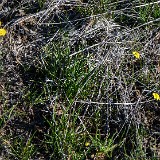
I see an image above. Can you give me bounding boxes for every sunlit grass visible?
[0,0,160,159]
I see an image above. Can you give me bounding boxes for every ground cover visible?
[0,0,160,159]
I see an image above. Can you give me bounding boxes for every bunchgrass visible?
[0,0,160,159]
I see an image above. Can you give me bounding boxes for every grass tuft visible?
[0,0,160,159]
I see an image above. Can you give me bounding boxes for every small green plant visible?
[139,3,160,23]
[37,0,45,8]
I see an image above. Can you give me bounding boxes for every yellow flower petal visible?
[132,51,140,59]
[0,28,7,36]
[85,142,90,147]
[152,93,160,101]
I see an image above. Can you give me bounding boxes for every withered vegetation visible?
[0,0,160,159]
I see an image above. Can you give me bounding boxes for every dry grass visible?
[0,0,160,159]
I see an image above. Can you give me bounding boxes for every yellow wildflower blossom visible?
[85,142,90,147]
[0,28,7,36]
[132,51,140,59]
[152,92,160,101]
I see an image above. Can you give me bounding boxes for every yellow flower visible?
[85,142,90,147]
[0,28,7,36]
[0,21,1,26]
[152,92,160,101]
[132,51,140,59]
